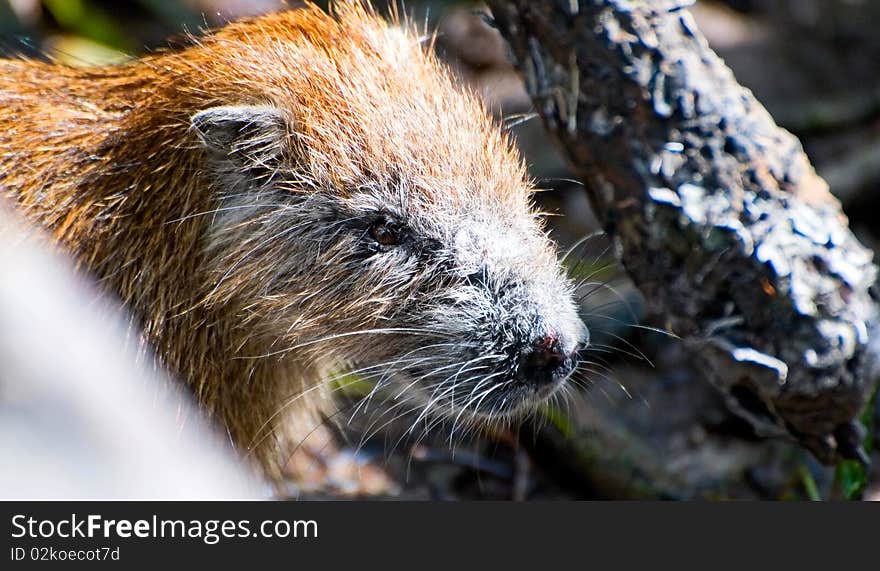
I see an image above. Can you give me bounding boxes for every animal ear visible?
[190,105,288,167]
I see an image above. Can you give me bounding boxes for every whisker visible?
[234,327,451,360]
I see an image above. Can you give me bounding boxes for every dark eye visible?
[369,219,401,247]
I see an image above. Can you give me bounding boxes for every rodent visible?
[0,1,588,481]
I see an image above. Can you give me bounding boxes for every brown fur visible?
[1,2,583,480]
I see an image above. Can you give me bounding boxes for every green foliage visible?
[835,461,867,501]
[42,0,131,51]
[797,465,821,501]
[332,373,376,399]
[833,389,876,500]
[539,403,576,440]
[563,257,618,283]
[134,0,201,29]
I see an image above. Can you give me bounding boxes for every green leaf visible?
[798,464,822,501]
[42,0,132,52]
[835,460,867,501]
[332,373,375,398]
[539,403,576,439]
[834,387,876,501]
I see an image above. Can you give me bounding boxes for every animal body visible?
[0,1,587,479]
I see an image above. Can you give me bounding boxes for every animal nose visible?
[518,334,576,386]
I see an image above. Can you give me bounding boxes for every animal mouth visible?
[361,334,583,425]
[492,369,573,416]
[398,358,573,423]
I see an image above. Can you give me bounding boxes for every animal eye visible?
[369,219,401,247]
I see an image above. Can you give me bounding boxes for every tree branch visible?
[487,0,879,464]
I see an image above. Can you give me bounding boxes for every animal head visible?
[186,2,588,425]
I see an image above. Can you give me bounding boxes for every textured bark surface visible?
[487,0,879,464]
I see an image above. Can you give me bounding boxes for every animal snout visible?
[517,332,579,386]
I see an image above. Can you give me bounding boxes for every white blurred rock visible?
[0,204,261,499]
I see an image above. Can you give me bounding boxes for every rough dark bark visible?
[486,0,879,464]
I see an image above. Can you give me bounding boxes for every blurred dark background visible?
[1,0,878,500]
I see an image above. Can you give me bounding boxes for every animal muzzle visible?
[515,331,582,388]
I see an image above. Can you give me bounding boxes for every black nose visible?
[518,334,576,386]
